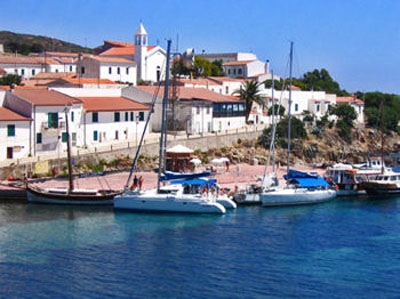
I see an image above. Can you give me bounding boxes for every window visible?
[125,112,128,121]
[126,67,129,75]
[36,132,42,144]
[114,112,120,122]
[130,112,134,121]
[62,132,67,142]
[138,112,144,121]
[196,107,200,114]
[316,104,320,112]
[238,68,242,75]
[115,131,119,140]
[71,111,74,122]
[109,67,112,74]
[32,69,36,75]
[117,67,120,75]
[21,69,25,75]
[70,65,73,72]
[48,113,58,128]
[225,86,229,94]
[295,104,299,112]
[7,124,15,136]
[92,112,98,123]
[93,130,98,141]
[81,66,85,74]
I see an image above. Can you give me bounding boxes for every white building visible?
[0,106,31,160]
[76,56,137,85]
[4,88,83,157]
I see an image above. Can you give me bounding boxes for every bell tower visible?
[134,22,148,82]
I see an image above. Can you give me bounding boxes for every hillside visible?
[0,31,93,55]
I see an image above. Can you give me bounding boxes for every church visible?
[79,22,167,85]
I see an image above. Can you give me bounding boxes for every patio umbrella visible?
[189,158,202,165]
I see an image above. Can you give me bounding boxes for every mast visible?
[64,107,73,193]
[157,39,172,191]
[286,41,293,178]
[380,100,385,174]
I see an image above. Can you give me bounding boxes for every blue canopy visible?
[283,169,330,187]
[160,170,212,182]
[170,178,217,188]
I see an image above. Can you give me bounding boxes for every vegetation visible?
[359,92,400,133]
[0,74,21,86]
[258,116,307,149]
[0,31,92,54]
[268,104,285,117]
[233,80,265,122]
[172,56,224,77]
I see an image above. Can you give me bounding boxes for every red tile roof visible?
[90,56,136,64]
[0,107,31,121]
[0,55,60,65]
[13,89,81,106]
[55,78,117,85]
[137,86,243,103]
[77,96,149,112]
[336,96,363,105]
[223,60,255,66]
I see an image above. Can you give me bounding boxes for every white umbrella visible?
[189,158,202,165]
[220,157,230,162]
[211,158,223,164]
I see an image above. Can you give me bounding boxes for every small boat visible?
[260,42,336,207]
[114,40,225,215]
[361,169,400,196]
[261,169,336,206]
[325,157,385,196]
[232,184,262,206]
[26,109,122,205]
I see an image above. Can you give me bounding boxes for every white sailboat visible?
[114,40,226,214]
[260,42,336,207]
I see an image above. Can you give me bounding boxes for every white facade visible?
[0,117,31,160]
[77,56,137,85]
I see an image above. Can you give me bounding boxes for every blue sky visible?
[1,0,399,94]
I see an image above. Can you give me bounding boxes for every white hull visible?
[260,188,336,207]
[114,189,226,214]
[216,196,237,209]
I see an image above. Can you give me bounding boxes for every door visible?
[7,147,13,159]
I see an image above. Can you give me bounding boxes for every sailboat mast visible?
[64,107,73,193]
[157,39,172,191]
[286,41,293,178]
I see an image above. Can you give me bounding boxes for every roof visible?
[137,86,243,103]
[76,96,149,112]
[0,107,31,121]
[13,89,81,106]
[175,78,219,86]
[52,78,117,85]
[88,56,136,65]
[31,72,75,80]
[0,55,60,65]
[223,60,256,66]
[336,96,363,105]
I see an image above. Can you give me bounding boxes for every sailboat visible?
[26,108,122,205]
[113,40,226,214]
[260,42,336,207]
[361,101,400,196]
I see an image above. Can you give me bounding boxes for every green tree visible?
[295,68,349,95]
[329,104,357,127]
[268,104,285,116]
[233,80,265,122]
[0,74,22,86]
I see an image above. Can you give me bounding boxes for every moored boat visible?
[361,170,400,196]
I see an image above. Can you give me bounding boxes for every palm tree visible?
[233,80,265,123]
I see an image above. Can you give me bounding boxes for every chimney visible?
[265,60,270,74]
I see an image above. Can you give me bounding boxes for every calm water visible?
[0,196,399,299]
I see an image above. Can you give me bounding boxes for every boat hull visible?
[260,188,336,207]
[216,197,237,209]
[26,185,121,205]
[362,182,400,196]
[114,190,226,214]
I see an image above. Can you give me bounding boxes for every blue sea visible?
[0,196,399,299]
